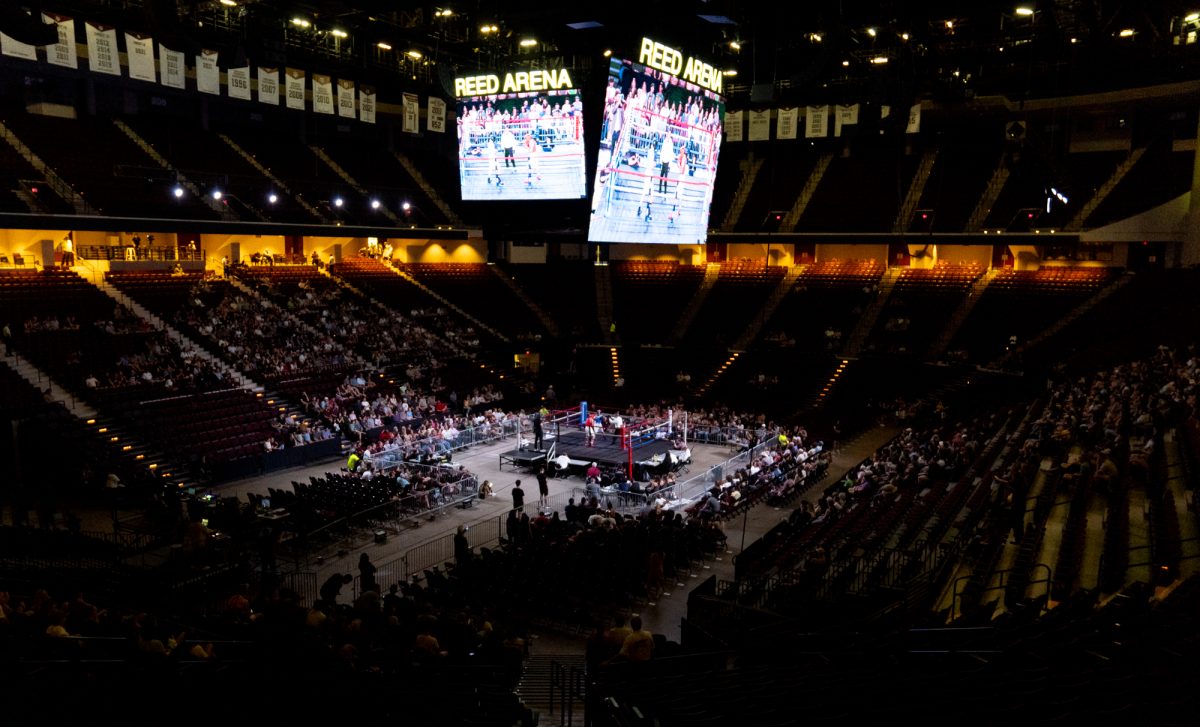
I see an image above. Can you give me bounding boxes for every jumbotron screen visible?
[455,69,587,201]
[588,40,725,244]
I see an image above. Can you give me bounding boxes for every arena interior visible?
[2,1,1200,724]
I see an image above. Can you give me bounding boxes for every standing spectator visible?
[358,553,377,594]
[319,573,352,607]
[536,466,549,509]
[454,525,471,567]
[512,479,525,512]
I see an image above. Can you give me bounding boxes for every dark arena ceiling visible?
[4,1,1200,103]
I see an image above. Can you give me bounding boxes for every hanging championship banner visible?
[777,107,799,140]
[906,103,921,134]
[427,97,446,133]
[257,67,279,105]
[228,65,251,100]
[805,105,829,138]
[43,14,78,69]
[402,92,419,133]
[0,32,37,61]
[337,79,356,118]
[125,33,155,82]
[834,103,859,137]
[748,109,770,141]
[196,49,219,94]
[725,110,743,142]
[285,68,305,110]
[159,45,184,88]
[312,74,334,114]
[85,22,119,75]
[360,86,376,124]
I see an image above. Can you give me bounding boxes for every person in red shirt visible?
[585,413,597,447]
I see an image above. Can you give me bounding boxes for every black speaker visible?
[750,83,776,104]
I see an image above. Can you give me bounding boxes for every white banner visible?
[257,67,279,105]
[748,109,770,141]
[402,92,419,133]
[906,103,921,134]
[43,14,77,69]
[337,79,356,119]
[427,97,446,133]
[805,105,829,138]
[835,103,860,137]
[777,107,798,140]
[285,68,305,110]
[360,86,376,124]
[312,74,334,114]
[228,65,251,100]
[159,45,184,89]
[196,49,219,95]
[0,33,37,61]
[85,22,119,75]
[125,33,155,82]
[725,110,743,142]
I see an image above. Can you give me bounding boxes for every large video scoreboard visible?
[587,38,726,245]
[455,68,588,201]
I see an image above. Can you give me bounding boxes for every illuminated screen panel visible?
[587,52,724,244]
[455,70,587,201]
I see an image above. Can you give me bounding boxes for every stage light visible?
[723,69,738,76]
[808,33,821,42]
[729,40,741,50]
[945,20,954,29]
[867,27,876,37]
[1015,6,1034,16]
[871,56,889,64]
[407,50,422,59]
[1070,37,1077,43]
[402,201,412,211]
[220,0,237,5]
[603,49,612,57]
[291,17,310,28]
[480,24,497,34]
[901,33,910,40]
[370,199,381,209]
[842,60,850,66]
[520,38,537,47]
[377,42,392,50]
[1188,13,1200,22]
[173,186,184,198]
[268,193,278,204]
[331,29,348,38]
[333,197,344,208]
[1119,28,1135,37]
[212,189,223,200]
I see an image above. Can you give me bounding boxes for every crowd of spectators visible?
[236,271,459,371]
[174,279,352,381]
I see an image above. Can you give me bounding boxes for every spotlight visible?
[333,197,344,208]
[603,49,612,57]
[370,199,381,210]
[212,190,223,200]
[407,50,422,59]
[331,29,348,39]
[291,17,310,28]
[520,38,537,47]
[729,40,741,50]
[1015,6,1034,16]
[1118,28,1135,37]
[867,27,877,37]
[268,193,278,204]
[173,186,184,198]
[377,42,392,50]
[402,201,412,211]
